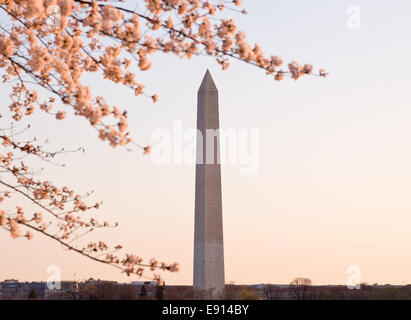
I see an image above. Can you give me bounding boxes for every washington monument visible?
[193,70,225,294]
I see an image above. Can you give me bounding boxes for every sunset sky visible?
[1,0,411,286]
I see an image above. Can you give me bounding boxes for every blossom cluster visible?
[0,0,325,281]
[0,0,324,150]
[0,125,178,281]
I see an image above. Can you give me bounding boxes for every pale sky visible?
[1,0,411,286]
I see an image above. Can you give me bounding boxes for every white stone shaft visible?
[193,70,225,293]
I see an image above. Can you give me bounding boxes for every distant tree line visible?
[3,277,411,300]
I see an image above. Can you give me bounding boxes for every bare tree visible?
[221,284,239,300]
[262,284,284,300]
[117,284,138,300]
[87,281,117,300]
[289,278,313,300]
[65,280,91,300]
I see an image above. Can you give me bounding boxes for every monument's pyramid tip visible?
[199,69,218,92]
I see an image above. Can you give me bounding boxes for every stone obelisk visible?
[193,70,225,295]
